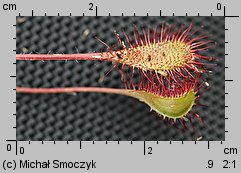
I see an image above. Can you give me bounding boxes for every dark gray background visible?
[16,16,225,141]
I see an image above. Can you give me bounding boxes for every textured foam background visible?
[16,16,225,141]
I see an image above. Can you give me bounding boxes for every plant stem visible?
[16,53,110,61]
[16,86,134,97]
